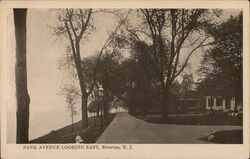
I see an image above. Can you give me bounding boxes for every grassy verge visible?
[199,129,243,144]
[30,113,116,144]
[135,113,242,126]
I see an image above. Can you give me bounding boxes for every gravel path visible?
[96,112,242,143]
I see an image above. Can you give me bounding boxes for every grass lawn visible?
[199,129,243,144]
[137,113,242,126]
[30,113,116,144]
[134,113,242,144]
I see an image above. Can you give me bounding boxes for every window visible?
[216,97,223,106]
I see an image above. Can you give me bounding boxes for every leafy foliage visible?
[124,9,220,119]
[198,13,242,99]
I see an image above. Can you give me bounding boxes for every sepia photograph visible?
[1,1,249,159]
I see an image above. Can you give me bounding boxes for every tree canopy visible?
[198,13,242,100]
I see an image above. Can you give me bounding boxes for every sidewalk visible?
[96,112,242,143]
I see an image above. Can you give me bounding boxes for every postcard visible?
[0,0,249,158]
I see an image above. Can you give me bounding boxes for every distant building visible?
[178,74,202,113]
[178,74,243,113]
[204,96,242,112]
[179,74,242,113]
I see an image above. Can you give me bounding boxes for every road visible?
[96,112,242,143]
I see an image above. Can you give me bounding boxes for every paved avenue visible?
[97,113,242,143]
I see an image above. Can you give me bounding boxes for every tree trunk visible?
[142,107,146,118]
[14,9,30,143]
[71,110,74,134]
[103,101,108,126]
[161,82,169,122]
[74,40,89,130]
[81,95,88,129]
[161,93,169,121]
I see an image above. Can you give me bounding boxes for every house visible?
[204,96,242,112]
[179,90,202,113]
[178,74,203,113]
[178,74,243,113]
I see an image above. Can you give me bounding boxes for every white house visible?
[205,96,242,112]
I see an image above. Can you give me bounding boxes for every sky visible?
[7,9,118,112]
[6,8,241,141]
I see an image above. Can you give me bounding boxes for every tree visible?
[14,9,30,143]
[73,51,123,122]
[198,13,243,108]
[168,80,181,114]
[122,41,158,115]
[54,9,130,128]
[54,9,93,129]
[58,83,80,133]
[124,9,218,120]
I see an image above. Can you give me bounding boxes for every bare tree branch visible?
[130,28,152,38]
[125,27,140,41]
[87,10,131,95]
[79,9,92,39]
[66,9,77,38]
[64,21,77,62]
[173,36,209,80]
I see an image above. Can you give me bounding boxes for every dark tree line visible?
[72,9,223,120]
[114,9,221,120]
[198,13,243,108]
